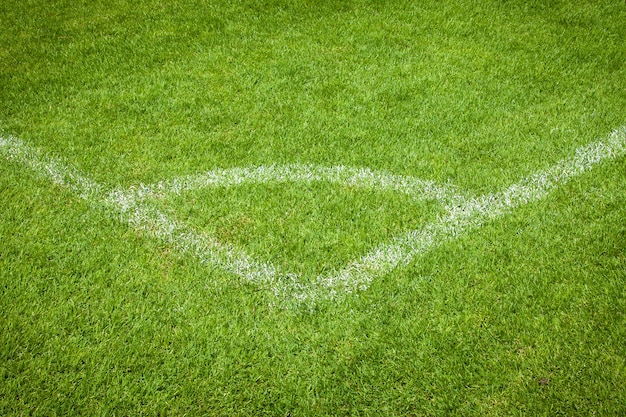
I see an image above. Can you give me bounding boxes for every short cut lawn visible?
[1,0,625,415]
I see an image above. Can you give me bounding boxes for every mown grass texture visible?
[1,0,625,415]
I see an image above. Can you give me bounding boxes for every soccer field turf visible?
[1,1,625,415]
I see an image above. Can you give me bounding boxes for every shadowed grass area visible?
[1,0,625,415]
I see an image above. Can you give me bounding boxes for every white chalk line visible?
[295,126,626,304]
[120,164,466,207]
[1,127,625,307]
[0,135,282,294]
[0,136,103,201]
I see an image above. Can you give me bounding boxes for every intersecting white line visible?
[0,135,283,293]
[300,127,626,304]
[1,127,625,307]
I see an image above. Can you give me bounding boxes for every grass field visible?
[1,0,625,415]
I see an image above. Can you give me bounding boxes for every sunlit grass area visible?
[1,0,625,415]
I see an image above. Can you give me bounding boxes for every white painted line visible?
[0,135,103,200]
[2,127,625,308]
[0,135,283,294]
[122,164,466,206]
[293,126,626,304]
[108,197,284,291]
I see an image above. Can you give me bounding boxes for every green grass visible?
[162,182,444,277]
[1,0,625,415]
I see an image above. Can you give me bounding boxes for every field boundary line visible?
[0,135,284,293]
[1,127,625,307]
[0,136,103,200]
[298,127,626,304]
